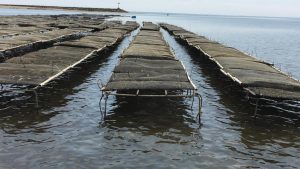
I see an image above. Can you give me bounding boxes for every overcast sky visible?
[1,0,299,18]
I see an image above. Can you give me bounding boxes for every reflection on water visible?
[0,10,299,169]
[106,96,196,133]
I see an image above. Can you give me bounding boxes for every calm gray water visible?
[0,8,300,169]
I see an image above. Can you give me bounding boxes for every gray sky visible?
[1,0,299,18]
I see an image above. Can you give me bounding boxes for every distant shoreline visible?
[0,4,127,13]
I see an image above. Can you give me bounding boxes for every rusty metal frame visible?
[97,80,202,123]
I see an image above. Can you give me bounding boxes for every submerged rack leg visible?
[104,94,109,119]
[32,89,39,113]
[191,95,195,110]
[191,90,196,109]
[196,93,203,124]
[99,92,109,121]
[99,91,104,119]
[254,98,259,118]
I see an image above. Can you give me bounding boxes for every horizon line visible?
[1,3,300,19]
[128,10,300,20]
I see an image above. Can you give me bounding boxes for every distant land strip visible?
[0,4,128,13]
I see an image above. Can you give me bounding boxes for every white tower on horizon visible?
[117,2,120,9]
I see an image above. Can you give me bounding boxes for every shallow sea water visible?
[0,9,299,169]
